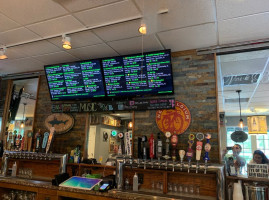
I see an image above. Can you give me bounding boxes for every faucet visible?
[196,161,200,173]
[115,157,125,190]
[1,152,8,176]
[187,160,191,173]
[179,150,185,171]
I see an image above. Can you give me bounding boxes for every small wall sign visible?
[247,164,269,178]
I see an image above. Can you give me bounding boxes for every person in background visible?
[223,144,246,175]
[249,150,269,164]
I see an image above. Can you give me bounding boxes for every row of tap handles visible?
[131,132,211,174]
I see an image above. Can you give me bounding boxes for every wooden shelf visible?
[227,175,269,183]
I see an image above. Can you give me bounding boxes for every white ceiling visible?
[1,0,269,117]
[217,50,269,117]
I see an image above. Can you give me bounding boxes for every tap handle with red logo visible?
[171,133,178,161]
[196,133,204,161]
[149,133,155,159]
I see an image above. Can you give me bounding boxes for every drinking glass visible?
[173,183,178,193]
[178,184,183,193]
[184,185,188,194]
[168,183,173,192]
[195,185,200,195]
[151,181,155,190]
[189,185,194,194]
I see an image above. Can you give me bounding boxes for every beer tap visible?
[142,135,148,169]
[118,132,124,156]
[163,132,171,170]
[204,133,211,174]
[186,134,195,173]
[149,133,155,168]
[125,132,132,156]
[156,133,163,169]
[179,150,185,171]
[171,132,178,172]
[137,137,142,168]
[195,133,204,173]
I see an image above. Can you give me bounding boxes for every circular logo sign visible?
[44,113,74,134]
[156,101,191,135]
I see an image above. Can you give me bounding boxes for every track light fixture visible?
[62,34,72,50]
[0,47,8,60]
[138,23,147,35]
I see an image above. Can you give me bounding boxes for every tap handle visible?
[149,133,155,159]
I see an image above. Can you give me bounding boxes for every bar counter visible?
[0,176,216,200]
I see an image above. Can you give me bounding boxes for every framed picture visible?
[25,118,33,126]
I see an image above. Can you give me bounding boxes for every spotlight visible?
[0,47,8,60]
[138,24,147,35]
[62,34,71,50]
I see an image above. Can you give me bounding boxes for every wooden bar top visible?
[0,177,216,200]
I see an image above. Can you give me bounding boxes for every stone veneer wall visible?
[34,76,87,154]
[33,50,219,162]
[134,50,219,163]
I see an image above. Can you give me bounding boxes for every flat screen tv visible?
[102,49,174,97]
[44,59,106,101]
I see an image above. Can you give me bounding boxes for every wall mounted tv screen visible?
[102,49,174,97]
[44,59,106,101]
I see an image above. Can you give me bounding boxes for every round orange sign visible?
[156,101,191,135]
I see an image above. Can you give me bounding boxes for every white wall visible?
[88,124,125,164]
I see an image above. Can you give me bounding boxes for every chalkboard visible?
[224,74,260,86]
[51,98,175,113]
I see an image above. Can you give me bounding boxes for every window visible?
[256,133,269,156]
[226,126,269,164]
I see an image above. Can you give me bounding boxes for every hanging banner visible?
[247,116,267,134]
[156,101,191,135]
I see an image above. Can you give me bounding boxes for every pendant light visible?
[0,47,8,60]
[236,90,244,128]
[128,112,133,129]
[20,103,27,128]
[62,34,72,50]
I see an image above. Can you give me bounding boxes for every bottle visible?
[11,162,17,177]
[133,172,138,191]
[125,177,129,190]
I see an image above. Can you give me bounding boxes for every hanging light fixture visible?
[62,34,72,50]
[0,47,8,60]
[138,23,147,35]
[128,112,133,129]
[20,103,27,129]
[138,0,147,35]
[236,90,244,128]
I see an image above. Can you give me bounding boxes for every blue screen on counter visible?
[102,49,173,97]
[44,59,106,101]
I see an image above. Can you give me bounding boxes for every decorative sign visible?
[51,98,175,113]
[223,73,260,86]
[156,101,191,135]
[247,164,269,178]
[247,116,267,134]
[44,113,74,134]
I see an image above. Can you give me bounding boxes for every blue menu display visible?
[102,50,173,97]
[44,59,106,101]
